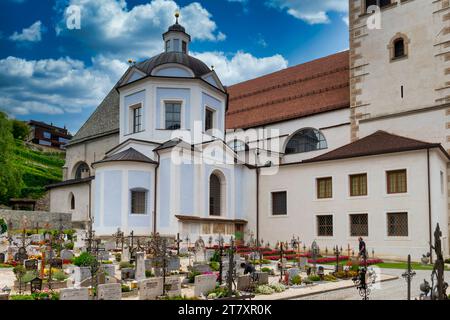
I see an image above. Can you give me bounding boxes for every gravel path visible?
[293,269,450,300]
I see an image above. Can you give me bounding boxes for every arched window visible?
[209,174,222,216]
[388,33,409,61]
[74,162,90,180]
[394,38,405,58]
[70,193,75,210]
[285,128,327,154]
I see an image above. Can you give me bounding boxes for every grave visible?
[72,266,92,284]
[205,249,215,262]
[97,283,122,300]
[0,252,5,264]
[144,259,153,271]
[60,287,89,300]
[237,274,251,291]
[49,258,63,269]
[100,264,116,277]
[135,252,145,281]
[24,259,38,271]
[255,272,269,285]
[194,274,216,297]
[193,263,211,274]
[139,277,163,300]
[167,256,181,272]
[60,249,74,261]
[122,247,130,262]
[121,268,135,280]
[164,276,181,297]
[104,241,116,251]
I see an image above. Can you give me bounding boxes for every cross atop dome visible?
[163,11,191,54]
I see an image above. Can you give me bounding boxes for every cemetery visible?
[0,216,448,300]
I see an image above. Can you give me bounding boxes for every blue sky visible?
[0,0,349,134]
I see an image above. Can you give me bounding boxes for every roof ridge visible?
[373,130,439,146]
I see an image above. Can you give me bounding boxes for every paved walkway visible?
[293,269,450,300]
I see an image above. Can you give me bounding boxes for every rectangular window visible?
[440,171,444,195]
[131,190,147,214]
[132,106,143,133]
[350,214,368,237]
[365,0,391,11]
[165,102,181,130]
[182,41,187,54]
[317,215,333,237]
[387,212,408,237]
[205,108,214,132]
[43,131,51,139]
[165,40,170,52]
[317,177,332,199]
[271,191,287,216]
[387,169,407,194]
[350,173,368,197]
[173,39,180,52]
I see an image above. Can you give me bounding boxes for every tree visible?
[0,111,23,203]
[11,120,30,140]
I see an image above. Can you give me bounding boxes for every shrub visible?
[115,253,122,262]
[261,267,273,274]
[255,285,275,295]
[64,242,74,250]
[209,261,220,271]
[13,265,26,280]
[53,270,68,282]
[445,258,450,264]
[308,275,321,282]
[22,271,38,283]
[323,274,338,282]
[271,283,287,292]
[210,251,221,263]
[119,261,134,270]
[145,270,154,278]
[10,295,34,300]
[121,285,131,293]
[291,275,302,285]
[73,252,97,267]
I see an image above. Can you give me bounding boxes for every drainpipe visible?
[427,148,433,263]
[88,180,92,230]
[256,167,260,246]
[153,151,160,234]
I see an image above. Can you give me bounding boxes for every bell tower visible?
[349,0,450,141]
[163,12,191,54]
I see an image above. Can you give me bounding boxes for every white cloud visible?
[9,21,43,42]
[0,55,128,116]
[192,51,288,85]
[266,0,348,24]
[55,0,226,60]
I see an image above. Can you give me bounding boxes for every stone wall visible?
[0,209,72,230]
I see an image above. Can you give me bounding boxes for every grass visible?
[11,140,65,200]
[322,260,449,271]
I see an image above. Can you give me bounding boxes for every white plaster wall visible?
[258,149,449,260]
[49,183,90,222]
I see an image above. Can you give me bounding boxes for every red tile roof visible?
[226,51,350,129]
[303,131,446,163]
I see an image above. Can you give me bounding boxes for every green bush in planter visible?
[145,270,154,278]
[121,285,131,293]
[119,261,133,269]
[73,252,97,267]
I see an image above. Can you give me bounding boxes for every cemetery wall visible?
[0,209,72,230]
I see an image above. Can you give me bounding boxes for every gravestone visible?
[193,263,211,274]
[60,249,74,261]
[255,272,269,285]
[49,258,63,269]
[30,277,43,293]
[287,268,300,282]
[97,283,122,300]
[0,253,5,264]
[24,259,38,271]
[194,274,216,297]
[80,273,106,287]
[139,277,163,300]
[167,256,181,272]
[122,247,130,262]
[72,266,91,284]
[165,276,181,297]
[135,252,145,281]
[0,293,9,300]
[144,259,153,271]
[100,264,115,277]
[121,268,135,280]
[30,234,43,243]
[104,241,116,251]
[60,287,89,300]
[237,274,251,291]
[98,250,110,261]
[14,247,28,263]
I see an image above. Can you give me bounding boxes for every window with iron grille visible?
[387,169,407,194]
[131,190,147,214]
[317,177,332,199]
[272,191,287,216]
[317,215,333,237]
[350,214,368,237]
[387,212,408,237]
[132,106,143,133]
[165,102,181,130]
[350,174,367,197]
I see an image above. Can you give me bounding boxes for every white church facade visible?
[47,1,450,260]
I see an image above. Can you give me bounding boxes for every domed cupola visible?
[163,12,191,54]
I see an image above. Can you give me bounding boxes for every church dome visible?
[135,51,211,77]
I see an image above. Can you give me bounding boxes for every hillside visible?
[12,140,65,199]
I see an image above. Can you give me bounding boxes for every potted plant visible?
[234,231,244,246]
